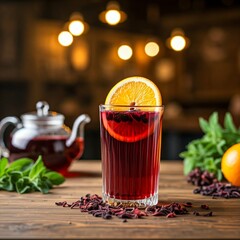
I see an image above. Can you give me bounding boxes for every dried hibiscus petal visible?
[166,212,176,218]
[203,212,213,217]
[55,194,217,221]
[188,169,240,199]
[201,204,210,210]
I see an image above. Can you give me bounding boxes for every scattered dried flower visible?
[55,194,215,221]
[188,168,240,199]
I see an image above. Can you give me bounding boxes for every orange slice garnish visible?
[102,76,163,142]
[105,76,162,106]
[102,111,161,142]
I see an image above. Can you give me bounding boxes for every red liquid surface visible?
[9,136,84,176]
[100,110,163,200]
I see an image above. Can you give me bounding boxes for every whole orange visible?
[221,143,240,186]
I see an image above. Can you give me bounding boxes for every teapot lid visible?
[21,101,64,127]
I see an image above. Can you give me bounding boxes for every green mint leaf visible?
[179,151,188,158]
[217,169,223,181]
[208,112,223,139]
[216,139,226,155]
[209,112,218,127]
[0,156,65,194]
[188,141,198,153]
[223,132,240,146]
[29,156,46,180]
[214,157,222,166]
[204,143,218,157]
[0,175,14,191]
[44,171,65,185]
[38,177,53,189]
[0,158,8,177]
[9,171,23,183]
[23,168,31,176]
[224,112,237,133]
[183,157,195,175]
[32,178,50,194]
[199,118,210,133]
[204,157,216,171]
[15,177,32,194]
[7,158,33,172]
[180,112,240,180]
[196,142,205,156]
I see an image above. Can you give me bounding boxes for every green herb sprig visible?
[0,156,65,194]
[180,112,240,180]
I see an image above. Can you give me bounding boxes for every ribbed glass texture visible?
[99,105,164,207]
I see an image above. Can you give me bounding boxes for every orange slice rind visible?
[105,76,162,106]
[102,76,163,142]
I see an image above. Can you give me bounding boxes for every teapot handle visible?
[0,117,20,157]
[66,114,91,147]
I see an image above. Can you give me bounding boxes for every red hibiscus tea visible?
[99,105,164,206]
[8,136,84,176]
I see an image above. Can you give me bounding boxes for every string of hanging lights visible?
[57,1,190,58]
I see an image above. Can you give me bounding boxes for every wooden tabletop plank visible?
[0,160,240,239]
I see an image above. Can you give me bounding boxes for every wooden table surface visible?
[0,160,240,239]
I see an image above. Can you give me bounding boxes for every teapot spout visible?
[66,114,91,147]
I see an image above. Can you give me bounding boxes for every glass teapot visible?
[0,101,90,175]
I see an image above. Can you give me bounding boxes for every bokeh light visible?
[69,20,85,36]
[105,10,121,25]
[58,31,73,47]
[117,45,133,60]
[170,36,186,51]
[145,42,160,57]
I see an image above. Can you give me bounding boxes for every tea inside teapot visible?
[9,135,84,175]
[0,101,90,176]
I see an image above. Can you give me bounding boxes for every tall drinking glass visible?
[99,104,164,207]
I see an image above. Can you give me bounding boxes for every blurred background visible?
[0,0,239,160]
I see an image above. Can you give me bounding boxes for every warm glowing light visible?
[117,45,132,60]
[99,1,127,25]
[155,59,175,82]
[71,40,89,70]
[58,31,73,47]
[145,42,160,57]
[105,10,121,25]
[69,20,85,36]
[170,36,186,51]
[167,28,190,51]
